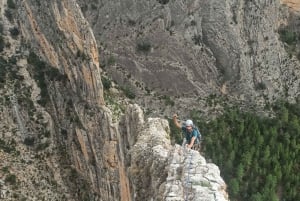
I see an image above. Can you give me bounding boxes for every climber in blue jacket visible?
[173,114,200,149]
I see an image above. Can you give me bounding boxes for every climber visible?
[173,114,201,149]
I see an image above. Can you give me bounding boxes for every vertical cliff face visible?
[227,0,300,102]
[1,0,121,200]
[15,1,129,200]
[19,0,104,106]
[0,0,228,201]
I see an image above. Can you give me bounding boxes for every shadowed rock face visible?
[79,0,300,112]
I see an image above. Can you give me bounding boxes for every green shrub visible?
[47,67,67,81]
[5,174,17,185]
[4,9,13,22]
[191,20,197,26]
[136,40,151,53]
[162,95,175,106]
[7,0,16,9]
[27,51,67,106]
[192,34,201,45]
[27,51,44,68]
[101,76,112,90]
[24,137,35,146]
[145,86,151,95]
[44,130,51,138]
[91,4,97,10]
[0,138,16,153]
[0,56,7,77]
[122,86,135,99]
[76,50,88,60]
[9,27,19,38]
[1,166,9,173]
[107,55,115,66]
[157,0,169,4]
[0,23,3,34]
[8,56,17,64]
[255,82,267,90]
[128,19,136,26]
[36,142,50,151]
[80,5,88,13]
[279,29,297,45]
[297,52,300,60]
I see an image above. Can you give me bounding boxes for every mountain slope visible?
[79,0,300,116]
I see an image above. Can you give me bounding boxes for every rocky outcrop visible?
[123,106,228,201]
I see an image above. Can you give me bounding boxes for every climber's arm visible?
[173,114,181,129]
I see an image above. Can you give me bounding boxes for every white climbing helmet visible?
[185,119,193,127]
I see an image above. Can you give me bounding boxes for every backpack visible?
[182,123,202,144]
[193,126,202,144]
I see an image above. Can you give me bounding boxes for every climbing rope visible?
[184,148,194,201]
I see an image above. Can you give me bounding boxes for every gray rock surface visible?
[79,0,300,115]
[165,146,228,201]
[124,106,229,201]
